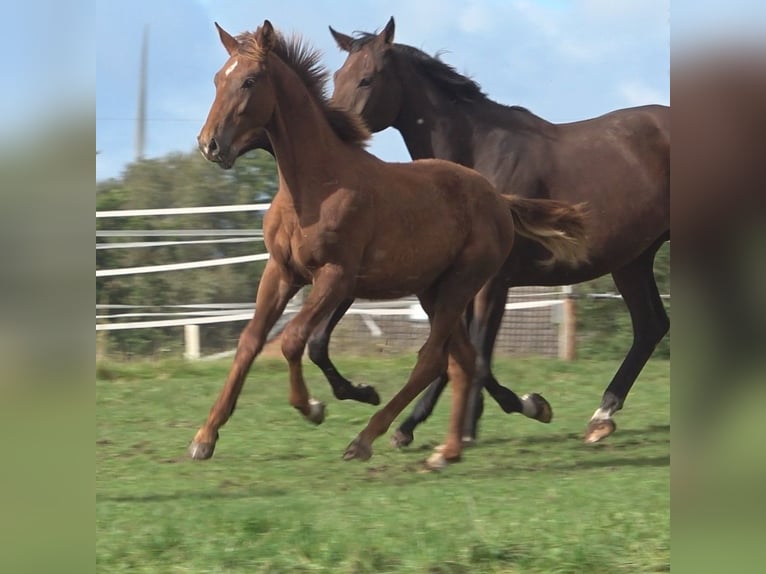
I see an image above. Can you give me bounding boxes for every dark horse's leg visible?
[390,373,450,447]
[585,237,670,443]
[462,279,553,442]
[307,298,381,405]
[390,300,453,447]
[391,279,552,448]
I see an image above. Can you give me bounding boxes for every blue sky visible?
[96,0,670,182]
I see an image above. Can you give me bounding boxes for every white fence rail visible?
[96,204,271,218]
[96,203,666,360]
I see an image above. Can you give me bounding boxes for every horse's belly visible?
[353,250,447,299]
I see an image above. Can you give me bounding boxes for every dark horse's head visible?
[329,17,402,133]
[198,21,279,169]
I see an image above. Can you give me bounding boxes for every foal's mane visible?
[237,27,371,146]
[348,32,529,112]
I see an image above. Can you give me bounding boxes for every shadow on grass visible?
[550,454,670,471]
[394,424,669,476]
[472,423,670,448]
[98,485,289,504]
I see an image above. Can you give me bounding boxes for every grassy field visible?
[96,356,669,573]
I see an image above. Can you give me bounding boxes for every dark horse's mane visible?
[348,32,529,112]
[237,27,371,147]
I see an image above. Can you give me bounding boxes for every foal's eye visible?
[242,77,257,89]
[358,77,373,88]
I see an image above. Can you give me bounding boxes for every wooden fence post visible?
[558,286,576,361]
[184,324,200,360]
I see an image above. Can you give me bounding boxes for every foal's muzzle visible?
[197,135,233,169]
[197,135,220,159]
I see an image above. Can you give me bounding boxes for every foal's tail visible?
[505,196,589,267]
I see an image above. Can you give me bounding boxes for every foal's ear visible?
[378,16,395,46]
[329,26,354,52]
[215,22,239,56]
[257,19,277,53]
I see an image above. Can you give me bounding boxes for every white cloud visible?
[458,2,492,34]
[512,0,559,38]
[512,0,607,62]
[618,81,668,106]
[97,0,669,179]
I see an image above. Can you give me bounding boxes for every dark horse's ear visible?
[257,19,277,53]
[215,22,239,56]
[329,26,354,52]
[378,16,395,46]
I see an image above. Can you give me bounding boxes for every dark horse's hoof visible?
[336,383,381,406]
[189,441,216,460]
[390,429,414,448]
[523,393,553,423]
[584,418,616,444]
[354,384,381,406]
[343,436,372,461]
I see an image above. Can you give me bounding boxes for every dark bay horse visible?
[191,20,588,468]
[316,17,670,446]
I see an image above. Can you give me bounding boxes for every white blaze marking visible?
[224,60,239,76]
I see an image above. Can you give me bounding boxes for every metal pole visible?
[135,25,149,161]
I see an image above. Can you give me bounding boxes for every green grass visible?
[97,356,669,573]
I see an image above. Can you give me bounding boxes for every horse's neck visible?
[393,78,470,163]
[393,69,549,167]
[266,59,344,205]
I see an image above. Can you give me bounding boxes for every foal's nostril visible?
[208,138,219,156]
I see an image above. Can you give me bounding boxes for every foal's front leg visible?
[280,264,355,423]
[189,259,301,460]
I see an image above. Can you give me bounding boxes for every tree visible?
[97,149,278,357]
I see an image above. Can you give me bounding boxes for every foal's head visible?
[198,21,280,169]
[329,17,403,132]
[199,20,370,169]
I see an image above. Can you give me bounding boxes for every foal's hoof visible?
[306,398,326,425]
[584,418,616,444]
[425,451,448,471]
[189,441,216,460]
[390,429,414,448]
[522,393,553,423]
[424,450,460,471]
[343,436,372,461]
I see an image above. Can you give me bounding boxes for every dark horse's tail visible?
[505,197,589,267]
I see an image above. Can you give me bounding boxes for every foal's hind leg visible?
[344,270,486,465]
[427,324,477,470]
[585,240,669,443]
[190,259,301,460]
[307,298,381,405]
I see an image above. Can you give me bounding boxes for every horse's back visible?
[389,157,498,200]
[345,157,512,298]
